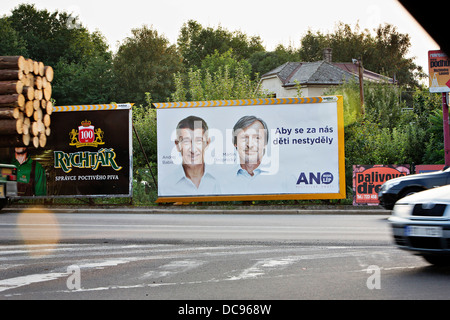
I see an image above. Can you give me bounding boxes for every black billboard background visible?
[43,107,132,197]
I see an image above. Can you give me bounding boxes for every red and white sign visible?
[429,50,450,93]
[78,124,95,143]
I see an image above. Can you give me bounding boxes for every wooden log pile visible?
[0,56,53,148]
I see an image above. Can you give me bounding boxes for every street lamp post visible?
[353,58,365,116]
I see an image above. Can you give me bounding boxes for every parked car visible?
[378,167,450,210]
[388,184,450,265]
[0,163,18,210]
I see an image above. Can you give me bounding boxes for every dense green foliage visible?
[1,3,446,205]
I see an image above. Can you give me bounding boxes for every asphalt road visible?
[1,208,450,303]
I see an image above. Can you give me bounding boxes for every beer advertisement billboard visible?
[36,104,133,198]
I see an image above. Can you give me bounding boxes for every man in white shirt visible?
[230,115,280,194]
[159,116,221,196]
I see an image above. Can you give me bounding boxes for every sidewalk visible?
[1,204,391,215]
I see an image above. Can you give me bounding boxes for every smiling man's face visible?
[176,128,209,165]
[235,120,266,165]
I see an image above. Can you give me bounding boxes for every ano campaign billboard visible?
[37,104,133,198]
[154,96,346,203]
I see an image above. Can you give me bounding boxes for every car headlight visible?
[392,204,414,217]
[383,180,401,191]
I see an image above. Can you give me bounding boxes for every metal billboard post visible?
[443,92,450,166]
[428,50,450,166]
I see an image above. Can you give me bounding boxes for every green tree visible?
[3,4,114,106]
[248,44,301,79]
[328,80,428,185]
[200,49,252,78]
[364,81,406,129]
[177,20,264,70]
[113,25,183,105]
[171,65,268,102]
[298,29,328,62]
[298,22,423,87]
[7,4,108,66]
[132,93,157,166]
[172,47,268,101]
[0,17,28,56]
[52,54,114,105]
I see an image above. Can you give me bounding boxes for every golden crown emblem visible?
[81,120,91,127]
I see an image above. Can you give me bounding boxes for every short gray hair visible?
[232,116,268,146]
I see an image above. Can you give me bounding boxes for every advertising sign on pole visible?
[353,164,410,206]
[429,50,450,165]
[40,104,133,198]
[154,96,346,203]
[429,50,450,93]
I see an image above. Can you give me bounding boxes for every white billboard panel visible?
[154,96,345,203]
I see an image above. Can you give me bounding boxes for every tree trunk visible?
[22,86,34,100]
[43,83,52,100]
[0,119,21,134]
[0,107,19,119]
[0,69,24,81]
[0,81,24,95]
[0,134,29,147]
[44,66,54,82]
[39,133,47,148]
[24,100,34,117]
[0,94,25,108]
[0,56,53,149]
[0,56,26,70]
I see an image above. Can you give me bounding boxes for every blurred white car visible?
[388,184,450,266]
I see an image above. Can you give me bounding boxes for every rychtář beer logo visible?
[69,120,105,148]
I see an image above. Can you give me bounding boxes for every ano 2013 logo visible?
[296,172,334,185]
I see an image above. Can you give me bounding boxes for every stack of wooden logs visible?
[0,56,53,148]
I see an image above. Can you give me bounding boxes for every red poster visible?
[353,165,410,206]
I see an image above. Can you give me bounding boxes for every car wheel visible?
[422,255,450,266]
[0,199,6,210]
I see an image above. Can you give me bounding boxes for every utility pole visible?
[428,50,450,167]
[353,57,365,116]
[358,58,365,116]
[443,92,450,166]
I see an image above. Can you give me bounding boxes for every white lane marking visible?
[0,258,134,293]
[0,272,68,293]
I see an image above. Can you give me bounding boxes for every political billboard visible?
[154,96,345,203]
[38,104,133,198]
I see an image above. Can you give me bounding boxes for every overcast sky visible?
[1,0,439,71]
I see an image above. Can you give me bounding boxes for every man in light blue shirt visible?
[159,116,221,196]
[230,115,280,194]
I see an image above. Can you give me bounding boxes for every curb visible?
[1,206,391,215]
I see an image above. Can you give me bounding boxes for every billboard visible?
[34,104,133,198]
[154,96,345,203]
[415,164,445,173]
[429,50,450,93]
[353,164,410,205]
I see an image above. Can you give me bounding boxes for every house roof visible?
[261,61,393,87]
